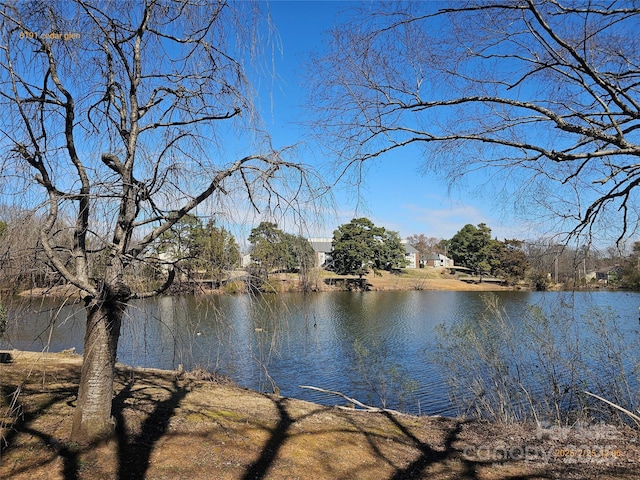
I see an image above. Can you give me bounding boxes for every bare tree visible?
[308,1,640,243]
[0,207,69,290]
[0,1,322,443]
[406,233,444,261]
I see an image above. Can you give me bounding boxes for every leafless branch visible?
[307,0,640,242]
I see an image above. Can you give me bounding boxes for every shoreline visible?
[15,267,521,299]
[1,349,638,479]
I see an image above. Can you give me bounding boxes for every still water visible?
[3,290,640,416]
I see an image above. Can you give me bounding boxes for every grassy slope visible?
[260,267,516,294]
[16,267,514,298]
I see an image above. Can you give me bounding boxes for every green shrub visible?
[223,281,243,295]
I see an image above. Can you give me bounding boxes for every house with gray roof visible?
[308,238,333,268]
[402,242,419,269]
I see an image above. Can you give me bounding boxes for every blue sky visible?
[0,0,535,247]
[260,1,529,242]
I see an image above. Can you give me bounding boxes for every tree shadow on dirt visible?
[240,393,559,480]
[382,411,472,479]
[241,396,294,480]
[1,381,81,480]
[112,371,189,480]
[351,410,562,480]
[1,361,189,480]
[4,359,638,480]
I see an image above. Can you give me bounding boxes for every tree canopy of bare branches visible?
[0,0,323,443]
[308,0,640,243]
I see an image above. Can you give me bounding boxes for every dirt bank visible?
[1,350,637,479]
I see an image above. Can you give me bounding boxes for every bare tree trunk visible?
[0,0,323,447]
[71,284,129,443]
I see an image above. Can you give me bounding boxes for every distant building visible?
[308,238,333,268]
[585,267,620,284]
[241,253,252,268]
[424,253,454,268]
[402,242,419,269]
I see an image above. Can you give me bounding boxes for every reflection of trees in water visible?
[350,337,419,411]
[8,291,639,419]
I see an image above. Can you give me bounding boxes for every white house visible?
[240,253,253,268]
[308,238,333,268]
[424,253,454,268]
[402,242,419,269]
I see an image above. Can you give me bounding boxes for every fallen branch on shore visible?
[584,391,640,428]
[299,385,407,415]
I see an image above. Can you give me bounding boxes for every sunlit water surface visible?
[3,290,640,416]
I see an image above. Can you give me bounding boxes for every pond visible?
[2,290,640,417]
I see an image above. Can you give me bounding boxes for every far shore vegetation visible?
[1,3,640,478]
[2,215,640,299]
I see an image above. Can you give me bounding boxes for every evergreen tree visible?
[198,222,241,285]
[493,239,529,285]
[249,222,287,279]
[331,218,408,278]
[248,222,313,279]
[155,214,204,273]
[448,223,497,279]
[376,230,409,271]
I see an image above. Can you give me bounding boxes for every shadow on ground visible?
[2,352,638,479]
[112,372,189,480]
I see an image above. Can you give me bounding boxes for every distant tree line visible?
[407,223,640,289]
[444,223,528,285]
[1,209,639,294]
[0,208,72,292]
[153,214,241,289]
[247,222,314,289]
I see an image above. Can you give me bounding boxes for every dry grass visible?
[313,268,513,293]
[2,350,638,479]
[365,269,511,291]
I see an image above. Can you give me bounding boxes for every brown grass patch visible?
[1,350,638,479]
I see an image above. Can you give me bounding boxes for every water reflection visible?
[2,290,639,417]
